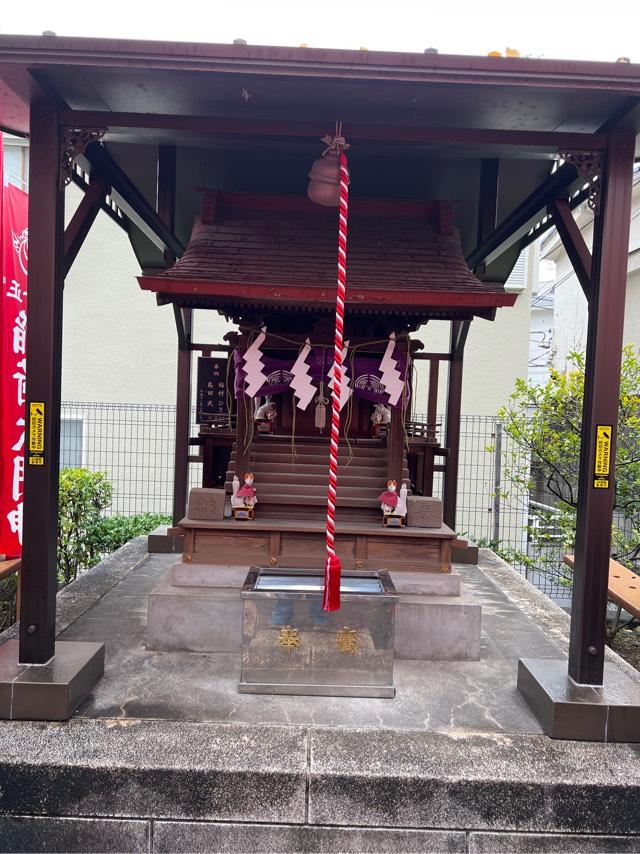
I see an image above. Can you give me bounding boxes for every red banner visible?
[0,162,29,557]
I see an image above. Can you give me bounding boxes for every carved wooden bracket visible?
[558,150,603,214]
[60,127,107,188]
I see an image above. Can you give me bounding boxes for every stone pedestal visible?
[0,640,104,720]
[407,496,443,528]
[147,579,242,653]
[518,657,640,742]
[395,592,481,660]
[187,488,225,521]
[146,563,482,662]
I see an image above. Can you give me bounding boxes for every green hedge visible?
[57,468,169,586]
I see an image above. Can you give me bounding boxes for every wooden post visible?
[233,333,252,481]
[172,309,192,525]
[387,338,408,485]
[443,321,470,531]
[157,145,192,526]
[568,134,635,685]
[19,100,64,664]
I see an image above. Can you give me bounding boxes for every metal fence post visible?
[492,420,502,544]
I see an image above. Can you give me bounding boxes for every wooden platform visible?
[178,517,456,573]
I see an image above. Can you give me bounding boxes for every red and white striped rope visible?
[323,150,349,612]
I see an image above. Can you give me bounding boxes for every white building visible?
[539,165,640,371]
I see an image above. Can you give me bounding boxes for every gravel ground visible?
[611,625,640,671]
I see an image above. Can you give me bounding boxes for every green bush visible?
[498,345,640,580]
[58,468,112,586]
[88,513,171,557]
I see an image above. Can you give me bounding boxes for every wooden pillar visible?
[387,339,408,485]
[443,321,470,531]
[158,145,192,526]
[19,100,64,664]
[234,333,252,480]
[387,406,405,485]
[172,309,192,525]
[568,134,635,685]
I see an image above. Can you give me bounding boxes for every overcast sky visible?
[0,0,636,63]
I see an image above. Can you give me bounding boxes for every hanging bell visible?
[307,150,341,207]
[315,394,328,430]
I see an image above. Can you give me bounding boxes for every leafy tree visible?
[497,345,640,582]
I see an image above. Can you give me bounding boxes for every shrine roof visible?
[138,193,515,316]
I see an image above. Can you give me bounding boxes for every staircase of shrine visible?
[177,435,454,574]
[225,435,410,523]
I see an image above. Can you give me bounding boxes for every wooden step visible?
[251,504,381,523]
[229,483,385,500]
[233,493,383,508]
[225,471,394,488]
[230,464,387,482]
[229,452,388,467]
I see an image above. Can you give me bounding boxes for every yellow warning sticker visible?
[29,402,45,453]
[594,478,610,489]
[595,425,612,477]
[28,455,44,466]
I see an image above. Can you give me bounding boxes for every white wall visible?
[546,173,640,372]
[61,185,231,404]
[412,248,533,418]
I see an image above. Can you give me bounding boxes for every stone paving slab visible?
[0,816,149,853]
[152,821,467,853]
[0,718,307,824]
[468,831,640,852]
[308,727,640,834]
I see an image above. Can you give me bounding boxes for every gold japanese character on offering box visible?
[336,627,358,654]
[278,626,301,651]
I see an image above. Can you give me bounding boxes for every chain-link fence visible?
[0,403,571,632]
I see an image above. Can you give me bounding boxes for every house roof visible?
[138,193,516,318]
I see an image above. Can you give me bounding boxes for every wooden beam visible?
[466,162,580,269]
[80,142,184,259]
[477,159,500,247]
[157,144,177,265]
[548,197,592,300]
[19,99,64,664]
[138,277,518,310]
[57,110,608,152]
[63,175,110,277]
[70,171,128,233]
[569,133,636,685]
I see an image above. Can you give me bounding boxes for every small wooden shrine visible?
[2,35,639,730]
[138,190,516,571]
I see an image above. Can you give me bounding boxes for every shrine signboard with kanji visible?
[196,357,228,425]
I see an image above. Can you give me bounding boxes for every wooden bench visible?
[564,554,640,639]
[0,558,20,581]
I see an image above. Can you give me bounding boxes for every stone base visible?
[407,496,443,528]
[395,592,481,660]
[518,658,640,742]
[147,525,184,554]
[0,640,104,720]
[147,565,480,661]
[171,563,462,595]
[452,539,479,565]
[147,579,242,652]
[187,488,225,521]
